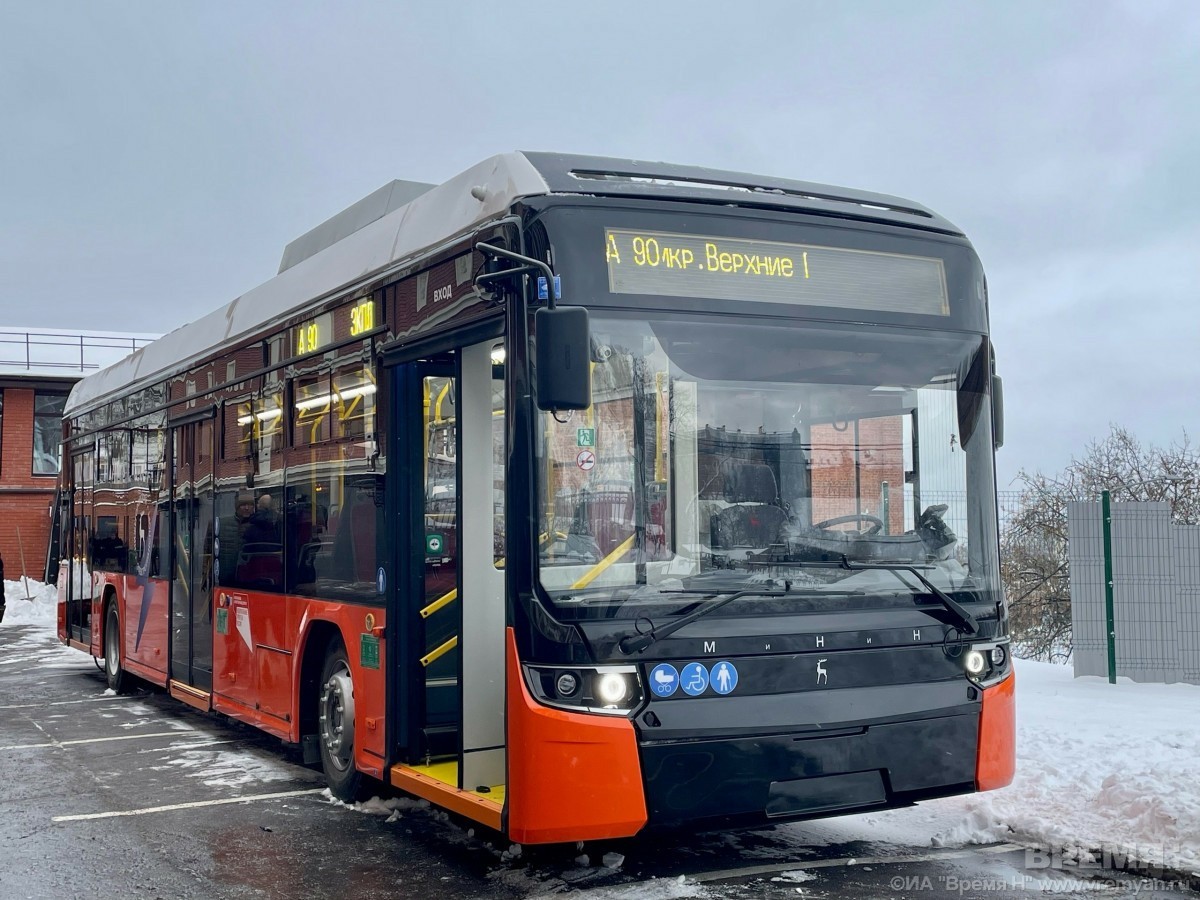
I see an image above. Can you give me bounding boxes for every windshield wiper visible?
[618,589,785,654]
[751,557,979,635]
[840,558,978,635]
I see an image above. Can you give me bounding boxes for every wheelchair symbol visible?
[680,662,709,696]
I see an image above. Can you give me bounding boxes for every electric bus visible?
[57,152,1014,844]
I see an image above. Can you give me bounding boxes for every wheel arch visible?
[100,584,120,659]
[296,618,345,744]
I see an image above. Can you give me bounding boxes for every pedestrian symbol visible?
[709,660,738,695]
[680,662,709,696]
[649,664,679,697]
[577,428,596,447]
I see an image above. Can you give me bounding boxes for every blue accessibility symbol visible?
[709,660,739,695]
[649,664,679,697]
[680,662,709,696]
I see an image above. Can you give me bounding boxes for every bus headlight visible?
[596,672,630,704]
[523,664,643,716]
[961,641,1012,687]
[965,650,987,676]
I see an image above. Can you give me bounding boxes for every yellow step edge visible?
[389,762,504,831]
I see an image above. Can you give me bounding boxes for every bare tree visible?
[1002,426,1200,661]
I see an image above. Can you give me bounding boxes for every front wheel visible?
[318,641,365,802]
[104,602,128,693]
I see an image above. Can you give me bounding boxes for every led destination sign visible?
[605,229,949,316]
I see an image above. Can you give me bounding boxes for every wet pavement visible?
[1,623,1195,899]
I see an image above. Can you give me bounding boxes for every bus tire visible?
[318,640,365,802]
[104,602,128,693]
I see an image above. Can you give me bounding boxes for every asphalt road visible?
[1,622,1194,900]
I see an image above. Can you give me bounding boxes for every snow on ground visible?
[149,746,316,789]
[2,578,59,628]
[801,658,1200,875]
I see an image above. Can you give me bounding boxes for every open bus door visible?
[388,337,506,824]
[64,444,95,646]
[168,415,215,698]
[46,486,67,583]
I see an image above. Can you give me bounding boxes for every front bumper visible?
[637,681,980,829]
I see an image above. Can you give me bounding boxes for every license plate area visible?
[766,770,887,817]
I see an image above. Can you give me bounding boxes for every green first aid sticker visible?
[216,608,229,635]
[426,533,444,555]
[577,427,596,447]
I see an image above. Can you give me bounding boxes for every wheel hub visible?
[320,667,355,770]
[106,616,119,676]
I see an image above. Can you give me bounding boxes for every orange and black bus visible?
[57,152,1014,844]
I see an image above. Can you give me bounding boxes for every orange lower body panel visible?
[976,669,1016,791]
[505,629,648,844]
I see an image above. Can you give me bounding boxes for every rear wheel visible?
[318,640,365,802]
[104,602,128,693]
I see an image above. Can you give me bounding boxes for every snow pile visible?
[2,578,59,627]
[321,789,433,825]
[832,659,1199,874]
[770,870,816,884]
[961,659,1200,872]
[540,875,711,899]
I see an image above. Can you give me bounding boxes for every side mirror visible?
[535,306,591,412]
[991,374,1004,449]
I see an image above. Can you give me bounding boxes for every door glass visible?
[191,418,214,690]
[422,373,459,750]
[171,425,193,680]
[69,450,95,641]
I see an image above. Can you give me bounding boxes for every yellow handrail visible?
[420,635,458,667]
[418,533,569,617]
[434,382,451,424]
[571,534,636,589]
[420,588,457,619]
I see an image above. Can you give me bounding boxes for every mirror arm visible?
[476,242,559,308]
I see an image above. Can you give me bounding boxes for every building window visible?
[34,392,68,475]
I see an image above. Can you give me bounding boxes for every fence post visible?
[1101,490,1117,684]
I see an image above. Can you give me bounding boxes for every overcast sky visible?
[2,1,1197,486]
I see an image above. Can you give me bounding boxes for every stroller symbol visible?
[650,664,679,697]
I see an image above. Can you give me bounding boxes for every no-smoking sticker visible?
[576,448,596,471]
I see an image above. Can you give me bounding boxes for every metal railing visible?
[0,330,156,373]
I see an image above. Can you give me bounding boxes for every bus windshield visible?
[536,314,999,620]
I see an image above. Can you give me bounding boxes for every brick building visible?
[0,329,155,581]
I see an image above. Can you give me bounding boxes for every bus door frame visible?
[398,355,459,767]
[382,314,506,789]
[65,441,96,645]
[167,407,217,693]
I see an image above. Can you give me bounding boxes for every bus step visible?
[422,724,459,758]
